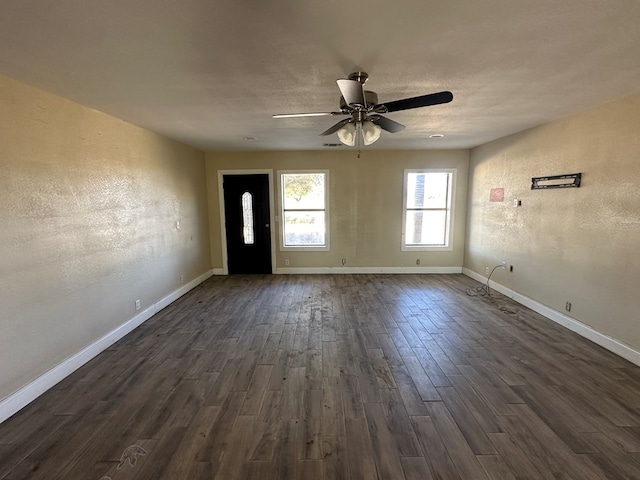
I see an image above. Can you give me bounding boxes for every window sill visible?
[402,245,453,252]
[280,245,330,252]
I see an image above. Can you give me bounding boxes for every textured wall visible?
[0,74,211,401]
[206,150,469,270]
[465,92,640,350]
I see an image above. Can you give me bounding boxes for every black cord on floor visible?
[466,264,503,297]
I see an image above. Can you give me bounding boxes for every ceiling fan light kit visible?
[273,71,453,151]
[335,120,381,147]
[361,120,382,145]
[336,122,356,146]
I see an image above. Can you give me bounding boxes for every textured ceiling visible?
[1,0,640,151]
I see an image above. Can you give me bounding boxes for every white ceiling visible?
[2,0,640,151]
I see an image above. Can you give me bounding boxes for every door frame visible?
[217,169,276,275]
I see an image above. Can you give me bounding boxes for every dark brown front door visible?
[223,174,272,274]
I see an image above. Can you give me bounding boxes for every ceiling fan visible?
[273,72,453,148]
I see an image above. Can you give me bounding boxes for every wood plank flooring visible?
[2,274,640,479]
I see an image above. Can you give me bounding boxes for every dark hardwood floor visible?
[2,274,640,479]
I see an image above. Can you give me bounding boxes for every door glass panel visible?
[242,192,254,244]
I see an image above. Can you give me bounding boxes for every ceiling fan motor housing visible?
[339,91,379,110]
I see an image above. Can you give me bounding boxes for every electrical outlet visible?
[176,220,180,230]
[509,264,514,272]
[565,302,572,312]
[416,259,421,265]
[180,274,184,284]
[285,259,290,266]
[485,266,490,275]
[342,258,347,265]
[135,299,141,311]
[501,261,507,269]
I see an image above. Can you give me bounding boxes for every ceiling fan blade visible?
[319,118,351,136]
[369,115,405,133]
[273,111,343,119]
[337,79,366,107]
[377,91,453,113]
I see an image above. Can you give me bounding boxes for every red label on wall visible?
[490,188,504,202]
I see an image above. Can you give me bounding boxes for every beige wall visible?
[206,150,469,270]
[0,74,211,401]
[465,92,640,351]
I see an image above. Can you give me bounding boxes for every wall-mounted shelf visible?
[531,173,581,190]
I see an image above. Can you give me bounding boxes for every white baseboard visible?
[155,270,214,311]
[212,268,225,275]
[275,266,463,275]
[0,269,214,425]
[462,268,640,367]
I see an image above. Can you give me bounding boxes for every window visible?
[402,169,455,250]
[279,171,328,249]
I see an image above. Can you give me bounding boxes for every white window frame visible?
[278,170,330,251]
[401,168,455,251]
